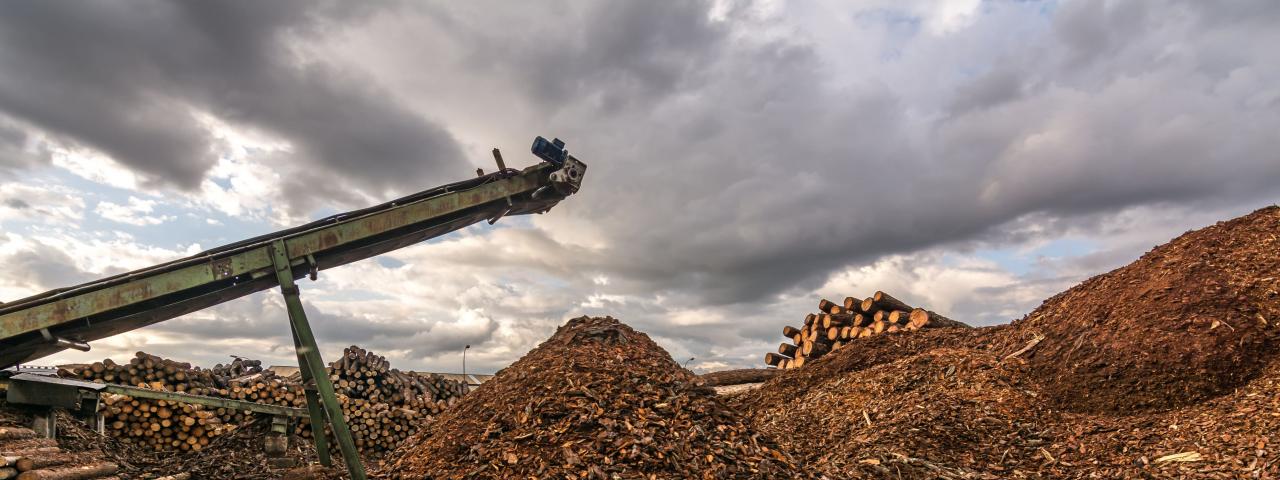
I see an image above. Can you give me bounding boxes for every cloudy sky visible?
[2,0,1277,374]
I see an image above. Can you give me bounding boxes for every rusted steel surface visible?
[0,157,583,367]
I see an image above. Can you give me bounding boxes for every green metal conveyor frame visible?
[0,143,587,479]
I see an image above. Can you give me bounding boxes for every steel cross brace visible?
[269,240,366,480]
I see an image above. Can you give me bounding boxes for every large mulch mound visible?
[733,347,1055,478]
[377,316,811,479]
[1009,206,1280,412]
[732,206,1280,478]
[1044,355,1280,478]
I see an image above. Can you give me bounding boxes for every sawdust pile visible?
[1011,205,1280,412]
[378,316,810,479]
[733,206,1280,478]
[734,347,1052,477]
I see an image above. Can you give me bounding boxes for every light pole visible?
[462,344,471,391]
[683,357,695,369]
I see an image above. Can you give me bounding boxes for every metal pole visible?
[462,344,470,390]
[269,240,366,480]
[289,321,331,466]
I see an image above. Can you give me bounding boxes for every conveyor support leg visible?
[270,240,366,480]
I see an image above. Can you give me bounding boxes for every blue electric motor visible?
[531,136,569,167]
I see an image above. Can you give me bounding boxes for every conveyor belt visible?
[0,153,586,368]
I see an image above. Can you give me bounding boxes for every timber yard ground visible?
[3,206,1279,478]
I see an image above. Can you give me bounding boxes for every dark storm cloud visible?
[0,119,46,174]
[86,0,1280,369]
[0,1,462,192]
[11,1,1280,372]
[398,0,1280,311]
[155,294,498,364]
[1,241,93,293]
[420,0,725,113]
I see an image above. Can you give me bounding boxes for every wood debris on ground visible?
[0,411,118,480]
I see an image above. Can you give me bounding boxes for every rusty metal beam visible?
[0,152,586,367]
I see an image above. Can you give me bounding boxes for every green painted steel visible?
[0,163,550,340]
[271,239,366,480]
[291,317,333,466]
[100,383,308,418]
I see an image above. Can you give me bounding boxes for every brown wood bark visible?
[908,308,972,329]
[859,297,881,316]
[778,343,799,357]
[15,454,77,472]
[782,325,801,338]
[888,310,912,324]
[802,341,831,357]
[871,320,889,334]
[872,291,914,313]
[843,296,860,311]
[763,353,786,367]
[817,299,837,314]
[851,314,871,327]
[15,462,117,480]
[1,444,60,457]
[701,368,779,386]
[0,429,35,442]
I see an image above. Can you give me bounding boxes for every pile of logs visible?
[295,346,466,454]
[764,291,969,369]
[0,426,119,480]
[100,396,231,451]
[63,346,467,457]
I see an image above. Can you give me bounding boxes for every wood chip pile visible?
[1007,205,1280,413]
[0,425,119,480]
[377,316,813,479]
[61,346,466,457]
[733,206,1280,478]
[764,291,969,369]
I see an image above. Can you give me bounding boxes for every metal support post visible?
[269,240,366,480]
[292,324,331,466]
[32,408,55,438]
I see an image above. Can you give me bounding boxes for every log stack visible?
[0,426,118,480]
[62,346,468,458]
[295,346,466,454]
[764,291,970,369]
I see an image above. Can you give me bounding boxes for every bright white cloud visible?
[95,196,174,226]
[0,182,84,223]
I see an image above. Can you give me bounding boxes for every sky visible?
[1,0,1277,374]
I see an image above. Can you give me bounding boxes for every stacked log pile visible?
[0,426,119,480]
[62,346,467,457]
[99,396,231,451]
[764,291,970,369]
[295,346,465,454]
